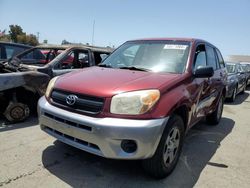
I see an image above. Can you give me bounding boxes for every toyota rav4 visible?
[38,38,227,178]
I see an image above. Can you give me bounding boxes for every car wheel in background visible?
[229,87,237,102]
[240,83,246,94]
[4,102,30,122]
[142,115,184,179]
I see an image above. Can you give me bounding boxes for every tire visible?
[142,115,185,179]
[206,96,223,125]
[4,102,30,122]
[228,87,237,102]
[240,83,246,94]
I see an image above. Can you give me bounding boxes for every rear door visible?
[205,44,225,112]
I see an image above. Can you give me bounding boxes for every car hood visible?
[54,67,180,97]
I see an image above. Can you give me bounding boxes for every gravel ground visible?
[0,88,250,188]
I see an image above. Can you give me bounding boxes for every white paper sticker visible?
[164,44,188,50]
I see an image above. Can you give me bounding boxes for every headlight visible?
[110,90,160,115]
[45,76,59,98]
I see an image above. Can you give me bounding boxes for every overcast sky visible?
[0,0,250,58]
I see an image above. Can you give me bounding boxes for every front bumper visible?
[38,96,168,159]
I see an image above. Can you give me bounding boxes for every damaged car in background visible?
[0,45,112,122]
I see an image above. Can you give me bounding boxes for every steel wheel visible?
[4,102,30,122]
[163,127,180,166]
[142,115,184,178]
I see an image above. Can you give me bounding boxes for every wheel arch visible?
[169,104,190,132]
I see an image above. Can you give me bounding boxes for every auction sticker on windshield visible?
[164,44,188,50]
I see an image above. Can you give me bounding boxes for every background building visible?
[227,55,250,62]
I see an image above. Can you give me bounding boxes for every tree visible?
[9,25,24,43]
[61,39,70,45]
[6,25,39,46]
[0,29,10,42]
[26,34,39,46]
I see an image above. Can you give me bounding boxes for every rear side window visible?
[206,45,217,70]
[215,49,225,68]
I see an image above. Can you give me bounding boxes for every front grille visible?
[44,126,100,150]
[44,112,92,131]
[50,89,104,114]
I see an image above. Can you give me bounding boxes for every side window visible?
[78,51,89,67]
[215,49,225,68]
[93,52,109,65]
[56,50,89,69]
[194,44,206,70]
[0,45,3,58]
[56,51,75,69]
[206,45,217,70]
[214,48,220,69]
[5,45,29,59]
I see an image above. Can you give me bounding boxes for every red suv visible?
[38,38,227,178]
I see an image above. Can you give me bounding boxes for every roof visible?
[129,37,206,43]
[0,41,32,48]
[35,44,113,52]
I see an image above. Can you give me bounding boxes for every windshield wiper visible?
[98,64,113,68]
[119,66,151,72]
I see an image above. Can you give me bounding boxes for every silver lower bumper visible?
[38,96,168,159]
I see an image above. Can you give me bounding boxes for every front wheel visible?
[206,96,224,125]
[142,115,184,179]
[240,82,246,94]
[229,87,237,102]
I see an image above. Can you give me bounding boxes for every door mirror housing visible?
[193,66,214,78]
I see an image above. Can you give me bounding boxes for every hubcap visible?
[10,106,24,120]
[163,127,180,166]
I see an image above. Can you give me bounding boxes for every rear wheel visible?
[142,115,184,179]
[206,96,223,125]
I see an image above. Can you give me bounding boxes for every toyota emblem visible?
[66,95,78,105]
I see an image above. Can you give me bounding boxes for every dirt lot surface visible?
[1,89,250,188]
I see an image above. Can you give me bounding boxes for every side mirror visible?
[193,66,214,78]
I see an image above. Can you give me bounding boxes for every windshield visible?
[241,64,250,72]
[226,64,236,73]
[101,41,191,73]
